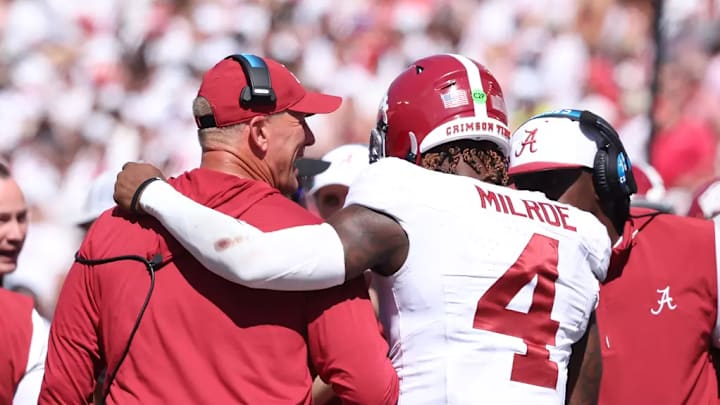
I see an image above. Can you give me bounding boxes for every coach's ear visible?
[247,115,270,156]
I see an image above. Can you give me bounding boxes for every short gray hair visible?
[195,97,246,149]
[193,96,214,118]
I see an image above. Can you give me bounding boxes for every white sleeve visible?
[345,158,408,217]
[13,309,48,405]
[139,180,347,291]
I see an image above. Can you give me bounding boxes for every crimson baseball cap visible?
[195,55,342,128]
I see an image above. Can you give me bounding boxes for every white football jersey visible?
[345,158,611,405]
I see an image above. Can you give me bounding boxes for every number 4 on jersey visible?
[473,233,560,389]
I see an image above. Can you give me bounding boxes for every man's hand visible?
[114,162,166,213]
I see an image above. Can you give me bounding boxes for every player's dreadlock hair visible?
[421,140,509,186]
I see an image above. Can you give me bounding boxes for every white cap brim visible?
[308,144,369,195]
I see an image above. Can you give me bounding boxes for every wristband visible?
[130,177,164,214]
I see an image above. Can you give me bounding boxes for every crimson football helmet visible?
[369,53,509,164]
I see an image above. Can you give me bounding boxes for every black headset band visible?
[577,110,628,158]
[226,54,273,97]
[226,54,277,109]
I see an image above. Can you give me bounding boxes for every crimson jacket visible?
[598,208,719,404]
[0,289,34,403]
[39,168,398,405]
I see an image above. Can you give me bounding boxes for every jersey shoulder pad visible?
[345,157,421,214]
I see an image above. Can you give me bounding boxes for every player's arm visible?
[327,204,408,277]
[38,259,101,404]
[311,377,336,405]
[566,313,601,405]
[121,178,407,290]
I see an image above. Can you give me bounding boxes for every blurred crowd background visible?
[3,0,720,318]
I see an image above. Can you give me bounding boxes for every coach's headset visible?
[229,53,277,108]
[528,109,638,232]
[197,53,277,129]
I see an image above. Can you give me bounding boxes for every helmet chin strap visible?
[406,131,419,163]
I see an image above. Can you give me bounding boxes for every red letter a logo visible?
[515,128,538,157]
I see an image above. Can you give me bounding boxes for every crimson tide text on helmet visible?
[369,53,509,165]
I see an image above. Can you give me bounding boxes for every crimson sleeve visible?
[38,259,100,404]
[306,277,399,405]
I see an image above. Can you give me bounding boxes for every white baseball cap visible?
[75,171,117,226]
[508,115,598,176]
[308,144,369,196]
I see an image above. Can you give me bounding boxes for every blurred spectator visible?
[0,161,48,405]
[687,177,720,219]
[0,155,68,318]
[307,144,369,219]
[73,171,117,232]
[4,222,81,320]
[650,106,717,190]
[650,40,717,190]
[0,163,28,288]
[630,163,674,213]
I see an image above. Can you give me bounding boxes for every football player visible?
[508,109,720,405]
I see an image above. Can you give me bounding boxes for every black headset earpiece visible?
[578,110,637,200]
[225,54,277,108]
[592,144,613,199]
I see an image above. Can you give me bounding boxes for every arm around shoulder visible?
[139,180,349,290]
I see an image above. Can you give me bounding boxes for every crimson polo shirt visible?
[598,208,719,404]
